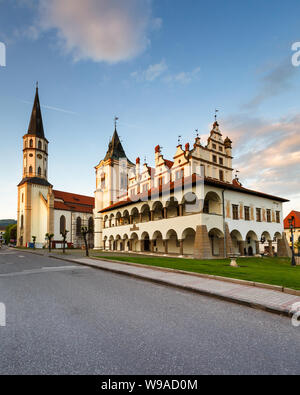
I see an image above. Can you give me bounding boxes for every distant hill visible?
[0,219,17,228]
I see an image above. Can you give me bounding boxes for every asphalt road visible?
[0,247,300,375]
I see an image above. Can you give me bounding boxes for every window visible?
[158,177,164,186]
[219,157,223,165]
[101,175,106,189]
[219,146,223,152]
[88,217,94,233]
[76,217,82,236]
[244,206,250,221]
[219,170,224,181]
[176,169,184,180]
[276,211,280,224]
[212,155,217,163]
[20,215,24,229]
[212,144,217,149]
[38,167,41,176]
[143,183,149,193]
[60,215,66,234]
[256,208,262,222]
[22,194,24,203]
[267,209,271,223]
[120,174,127,190]
[29,139,33,148]
[232,205,239,220]
[29,166,33,174]
[38,141,42,150]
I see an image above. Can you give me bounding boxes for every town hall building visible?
[17,87,291,258]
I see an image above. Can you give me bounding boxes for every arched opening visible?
[230,230,243,255]
[76,217,82,236]
[152,231,164,253]
[141,232,150,252]
[166,229,180,254]
[152,201,164,221]
[141,204,151,223]
[29,166,33,174]
[203,192,222,215]
[38,167,42,176]
[103,215,109,229]
[29,139,33,148]
[166,197,179,218]
[109,214,115,227]
[60,215,66,234]
[109,235,114,251]
[182,192,200,215]
[122,210,130,226]
[245,231,258,256]
[182,228,196,255]
[20,214,24,230]
[38,141,42,150]
[88,217,94,248]
[209,228,224,257]
[116,212,122,227]
[116,235,122,251]
[130,233,139,252]
[130,207,139,224]
[122,234,129,251]
[103,236,108,250]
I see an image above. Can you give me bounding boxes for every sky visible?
[0,0,300,219]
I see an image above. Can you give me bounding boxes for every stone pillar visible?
[194,225,213,259]
[224,223,233,257]
[179,239,184,256]
[139,213,143,223]
[268,240,274,257]
[238,241,246,256]
[150,240,154,253]
[109,240,112,251]
[255,241,260,255]
[109,219,112,228]
[150,210,154,221]
[163,207,167,219]
[164,239,168,254]
[179,204,183,217]
[277,233,292,258]
[130,215,133,225]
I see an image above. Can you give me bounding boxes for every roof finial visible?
[195,129,199,138]
[114,116,119,131]
[36,81,39,91]
[178,135,182,145]
[214,109,219,122]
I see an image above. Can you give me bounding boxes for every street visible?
[0,247,300,375]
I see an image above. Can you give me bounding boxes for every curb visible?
[14,248,296,318]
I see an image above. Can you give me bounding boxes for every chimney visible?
[136,157,140,181]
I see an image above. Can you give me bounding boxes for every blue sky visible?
[0,0,300,219]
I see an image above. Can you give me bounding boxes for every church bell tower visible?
[17,85,54,247]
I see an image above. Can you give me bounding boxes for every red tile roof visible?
[99,175,288,213]
[53,190,94,214]
[284,211,300,229]
[164,159,174,169]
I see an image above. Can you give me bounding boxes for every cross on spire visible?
[178,135,182,145]
[114,116,119,131]
[214,109,219,122]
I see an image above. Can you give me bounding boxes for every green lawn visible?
[95,255,300,290]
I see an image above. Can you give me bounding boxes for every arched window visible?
[88,217,94,233]
[25,140,28,148]
[29,166,33,174]
[60,215,66,234]
[38,141,42,150]
[20,215,24,229]
[76,217,82,236]
[29,139,33,148]
[38,167,41,176]
[45,169,47,178]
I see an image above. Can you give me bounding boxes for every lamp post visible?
[288,216,296,267]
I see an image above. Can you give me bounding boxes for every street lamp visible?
[288,216,296,267]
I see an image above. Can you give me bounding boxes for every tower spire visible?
[28,84,45,139]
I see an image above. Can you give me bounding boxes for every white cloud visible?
[34,0,158,63]
[131,62,200,84]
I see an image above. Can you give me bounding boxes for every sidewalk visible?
[35,251,300,317]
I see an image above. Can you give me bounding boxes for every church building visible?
[17,87,94,249]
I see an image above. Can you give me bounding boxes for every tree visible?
[45,233,54,253]
[81,226,90,257]
[61,230,69,254]
[4,224,17,245]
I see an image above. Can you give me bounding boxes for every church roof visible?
[104,129,134,164]
[53,190,95,214]
[27,86,45,139]
[18,177,52,188]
